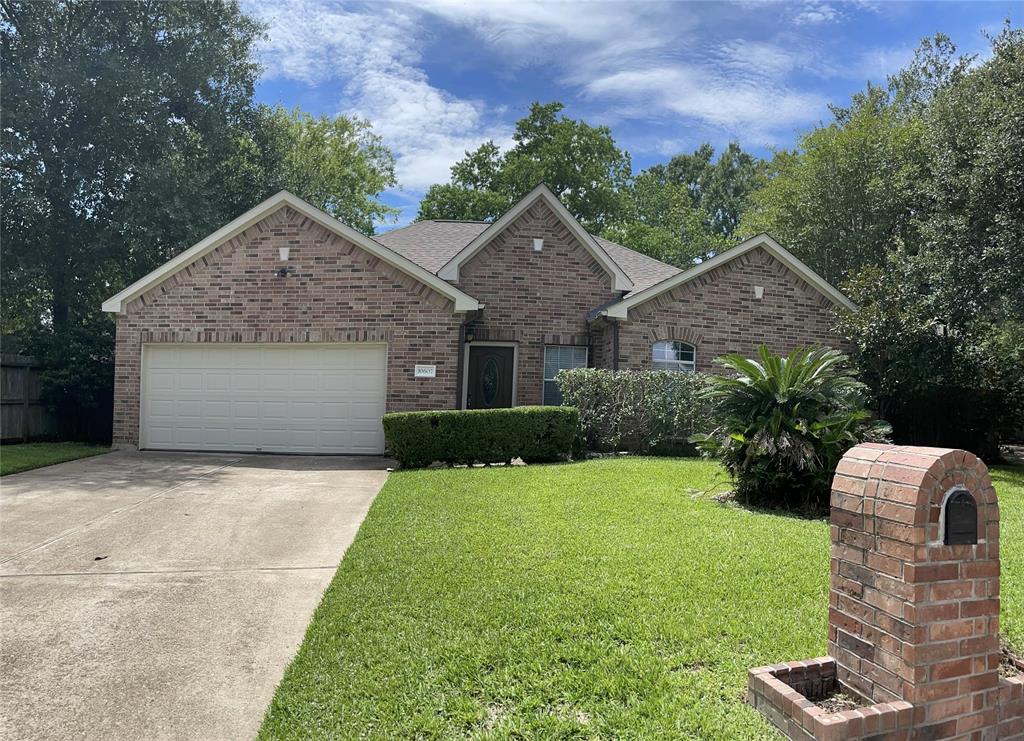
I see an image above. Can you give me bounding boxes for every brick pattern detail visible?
[829,444,1008,738]
[456,199,619,405]
[748,659,914,741]
[749,444,1021,739]
[112,206,463,447]
[616,247,848,372]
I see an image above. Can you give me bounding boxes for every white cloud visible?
[246,0,510,194]
[246,0,845,212]
[793,1,840,26]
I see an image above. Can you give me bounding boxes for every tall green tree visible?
[417,102,631,229]
[1,1,398,438]
[604,143,766,268]
[226,106,397,236]
[816,27,1024,455]
[739,87,928,287]
[651,142,767,242]
[602,170,727,268]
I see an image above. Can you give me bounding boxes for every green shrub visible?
[382,406,579,469]
[690,345,890,512]
[556,369,713,454]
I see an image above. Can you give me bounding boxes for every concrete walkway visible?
[0,451,389,740]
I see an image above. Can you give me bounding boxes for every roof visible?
[102,190,854,322]
[376,216,681,295]
[101,191,481,314]
[593,236,681,297]
[595,233,857,320]
[436,184,634,291]
[374,220,489,273]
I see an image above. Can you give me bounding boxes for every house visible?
[102,185,855,454]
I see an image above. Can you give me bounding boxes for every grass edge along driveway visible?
[0,442,109,476]
[259,458,1024,740]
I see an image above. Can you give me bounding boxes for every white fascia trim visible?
[599,233,857,319]
[101,191,480,313]
[437,184,633,291]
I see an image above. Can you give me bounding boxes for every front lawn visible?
[0,441,109,476]
[260,458,1024,740]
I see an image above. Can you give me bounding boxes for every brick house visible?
[102,185,855,454]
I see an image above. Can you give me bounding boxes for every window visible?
[652,340,696,373]
[543,345,588,405]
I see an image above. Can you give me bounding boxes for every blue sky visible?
[245,0,1016,230]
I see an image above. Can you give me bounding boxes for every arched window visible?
[652,341,696,373]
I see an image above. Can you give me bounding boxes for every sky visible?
[245,0,1017,230]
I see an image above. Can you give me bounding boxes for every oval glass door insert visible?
[481,357,500,405]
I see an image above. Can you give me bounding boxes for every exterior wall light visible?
[533,238,543,252]
[754,286,764,299]
[279,246,290,261]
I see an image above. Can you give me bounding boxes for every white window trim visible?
[461,341,518,409]
[543,345,589,405]
[651,340,696,373]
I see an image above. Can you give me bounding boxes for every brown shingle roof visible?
[374,220,681,294]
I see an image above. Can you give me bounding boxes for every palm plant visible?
[691,345,890,512]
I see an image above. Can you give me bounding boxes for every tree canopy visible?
[604,143,766,268]
[809,27,1024,454]
[417,102,632,230]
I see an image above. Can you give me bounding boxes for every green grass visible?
[259,458,1024,740]
[0,441,108,476]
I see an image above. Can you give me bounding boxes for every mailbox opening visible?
[944,487,978,545]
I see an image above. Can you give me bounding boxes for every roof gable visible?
[597,233,856,319]
[101,191,480,314]
[436,184,633,291]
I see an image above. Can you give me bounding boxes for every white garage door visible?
[141,344,387,454]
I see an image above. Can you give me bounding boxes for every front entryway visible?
[465,344,515,409]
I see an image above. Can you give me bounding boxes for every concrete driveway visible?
[0,451,389,740]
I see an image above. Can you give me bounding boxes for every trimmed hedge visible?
[382,406,579,469]
[556,369,713,454]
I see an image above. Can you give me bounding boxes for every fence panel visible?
[0,354,58,442]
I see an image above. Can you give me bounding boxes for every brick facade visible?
[456,199,619,405]
[614,246,847,373]
[111,206,462,448]
[110,196,850,449]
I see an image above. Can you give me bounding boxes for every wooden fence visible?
[1,354,58,442]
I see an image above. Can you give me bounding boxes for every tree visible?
[652,142,767,241]
[227,107,397,235]
[739,87,928,287]
[602,170,727,268]
[417,102,631,229]
[826,27,1024,456]
[911,24,1024,328]
[1,1,398,439]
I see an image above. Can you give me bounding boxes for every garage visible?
[141,344,387,454]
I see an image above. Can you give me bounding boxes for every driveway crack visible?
[0,457,244,567]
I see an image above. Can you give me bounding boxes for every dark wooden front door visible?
[466,345,514,409]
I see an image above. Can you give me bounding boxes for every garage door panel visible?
[142,344,386,454]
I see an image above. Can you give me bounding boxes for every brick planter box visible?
[748,445,1024,739]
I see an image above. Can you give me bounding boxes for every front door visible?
[466,345,515,409]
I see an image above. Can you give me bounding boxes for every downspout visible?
[613,319,620,371]
[455,319,467,409]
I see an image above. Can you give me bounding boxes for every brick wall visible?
[112,205,463,447]
[829,444,1001,737]
[616,246,847,372]
[456,200,620,405]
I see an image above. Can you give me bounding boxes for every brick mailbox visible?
[748,444,1024,740]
